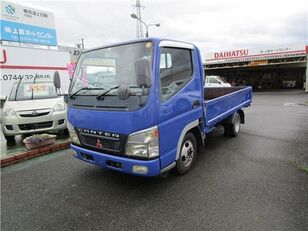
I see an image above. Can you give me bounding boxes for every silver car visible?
[1,81,67,142]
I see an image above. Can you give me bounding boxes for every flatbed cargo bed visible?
[203,86,252,133]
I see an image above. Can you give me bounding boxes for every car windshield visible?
[70,41,153,96]
[216,76,228,83]
[8,81,59,101]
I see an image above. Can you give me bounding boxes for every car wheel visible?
[176,132,197,175]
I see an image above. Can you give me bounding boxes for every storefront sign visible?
[0,1,57,45]
[205,44,306,64]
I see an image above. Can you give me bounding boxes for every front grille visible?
[19,121,53,131]
[82,135,121,151]
[5,125,13,130]
[77,128,126,155]
[19,112,49,117]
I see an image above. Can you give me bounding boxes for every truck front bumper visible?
[71,144,161,177]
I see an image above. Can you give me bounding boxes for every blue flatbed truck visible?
[54,38,252,177]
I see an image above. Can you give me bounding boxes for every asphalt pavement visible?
[1,90,308,231]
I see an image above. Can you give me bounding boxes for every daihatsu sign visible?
[205,44,306,64]
[0,1,57,45]
[0,45,70,98]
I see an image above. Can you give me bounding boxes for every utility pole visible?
[133,0,144,38]
[76,38,85,49]
[81,38,84,49]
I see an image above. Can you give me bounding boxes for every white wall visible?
[0,45,71,98]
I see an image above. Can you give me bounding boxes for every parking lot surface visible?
[1,91,308,231]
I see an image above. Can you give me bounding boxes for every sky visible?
[5,0,308,60]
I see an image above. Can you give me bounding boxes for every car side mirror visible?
[135,59,152,88]
[53,71,61,89]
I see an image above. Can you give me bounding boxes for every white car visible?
[1,80,67,142]
[205,75,231,87]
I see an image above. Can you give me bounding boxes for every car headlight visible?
[67,121,81,145]
[125,126,159,159]
[3,105,16,117]
[54,102,65,112]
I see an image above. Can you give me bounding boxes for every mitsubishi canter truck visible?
[54,38,252,176]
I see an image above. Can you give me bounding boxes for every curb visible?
[0,141,70,167]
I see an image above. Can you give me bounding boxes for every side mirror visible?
[53,71,61,89]
[135,59,152,88]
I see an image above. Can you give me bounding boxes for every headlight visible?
[67,121,81,145]
[125,126,159,159]
[54,102,65,112]
[3,105,16,117]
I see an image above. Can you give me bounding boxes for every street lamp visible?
[76,38,84,49]
[131,13,160,38]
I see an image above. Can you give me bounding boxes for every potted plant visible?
[23,134,56,150]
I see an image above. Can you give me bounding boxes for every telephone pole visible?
[133,0,144,38]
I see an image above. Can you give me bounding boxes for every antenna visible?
[132,0,145,38]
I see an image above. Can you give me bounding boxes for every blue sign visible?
[0,20,57,46]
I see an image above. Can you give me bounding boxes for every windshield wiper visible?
[96,85,120,100]
[70,87,105,99]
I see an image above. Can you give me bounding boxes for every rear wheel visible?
[176,132,197,175]
[4,135,15,143]
[224,112,241,137]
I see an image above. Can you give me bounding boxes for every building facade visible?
[204,44,308,92]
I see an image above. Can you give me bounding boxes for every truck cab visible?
[57,38,252,177]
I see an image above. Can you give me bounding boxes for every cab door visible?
[157,44,203,169]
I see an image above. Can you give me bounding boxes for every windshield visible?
[70,41,153,96]
[9,81,59,101]
[216,76,228,83]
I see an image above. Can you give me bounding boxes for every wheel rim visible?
[234,115,240,133]
[180,140,195,167]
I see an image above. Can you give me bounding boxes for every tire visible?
[224,112,241,137]
[4,135,15,143]
[176,132,197,175]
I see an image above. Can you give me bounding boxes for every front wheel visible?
[176,132,197,175]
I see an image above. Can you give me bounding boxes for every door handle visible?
[192,100,200,108]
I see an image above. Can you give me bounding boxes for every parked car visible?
[282,80,296,88]
[205,75,231,87]
[1,80,67,142]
